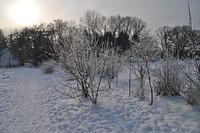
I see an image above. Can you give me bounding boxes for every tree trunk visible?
[146,61,153,105]
[81,81,88,98]
[129,60,132,96]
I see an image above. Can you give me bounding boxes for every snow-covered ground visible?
[0,68,200,133]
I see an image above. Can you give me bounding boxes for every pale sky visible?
[0,0,200,32]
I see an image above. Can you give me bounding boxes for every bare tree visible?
[54,26,117,104]
[133,61,146,97]
[107,15,122,38]
[131,33,159,105]
[156,26,172,57]
[131,17,146,43]
[125,50,133,96]
[168,25,191,59]
[80,10,105,36]
[48,19,77,47]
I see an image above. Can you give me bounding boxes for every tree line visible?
[0,10,200,67]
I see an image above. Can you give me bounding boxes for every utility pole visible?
[188,0,192,29]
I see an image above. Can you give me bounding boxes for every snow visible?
[0,68,200,133]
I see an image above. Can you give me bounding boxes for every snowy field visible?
[0,68,200,133]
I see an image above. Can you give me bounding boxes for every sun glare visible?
[9,0,40,26]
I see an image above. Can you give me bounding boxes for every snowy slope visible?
[0,68,200,133]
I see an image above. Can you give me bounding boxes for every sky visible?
[0,0,200,32]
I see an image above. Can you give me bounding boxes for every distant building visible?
[194,29,200,34]
[0,49,18,67]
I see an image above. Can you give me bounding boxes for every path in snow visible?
[0,68,53,133]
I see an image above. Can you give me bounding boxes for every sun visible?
[9,0,40,26]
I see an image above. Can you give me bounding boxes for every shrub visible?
[133,62,146,97]
[41,61,55,74]
[153,58,183,96]
[183,60,200,105]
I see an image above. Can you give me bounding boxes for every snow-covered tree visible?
[53,25,119,104]
[131,33,159,105]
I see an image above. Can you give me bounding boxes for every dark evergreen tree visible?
[116,31,130,52]
[0,29,7,56]
[9,25,55,66]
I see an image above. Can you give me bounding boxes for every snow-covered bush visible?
[133,61,146,97]
[152,58,183,96]
[41,61,55,74]
[183,60,200,105]
[104,49,122,88]
[24,63,34,68]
